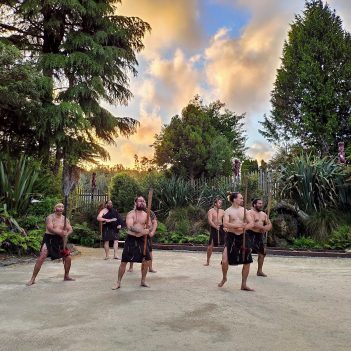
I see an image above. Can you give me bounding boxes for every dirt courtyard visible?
[0,248,350,351]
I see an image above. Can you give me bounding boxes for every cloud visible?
[116,0,203,58]
[247,142,274,162]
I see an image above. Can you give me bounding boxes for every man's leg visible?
[204,242,214,266]
[141,260,150,287]
[241,264,254,291]
[27,245,48,286]
[218,247,228,287]
[113,240,120,259]
[128,262,134,272]
[63,256,75,281]
[257,254,267,277]
[103,241,109,259]
[112,262,127,289]
[149,252,157,273]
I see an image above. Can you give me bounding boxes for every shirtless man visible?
[27,203,74,286]
[127,210,157,273]
[247,198,272,277]
[112,196,157,289]
[204,198,225,266]
[218,192,255,291]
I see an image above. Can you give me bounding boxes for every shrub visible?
[27,196,61,217]
[70,222,99,246]
[0,230,42,254]
[325,225,351,250]
[17,215,45,231]
[110,173,141,213]
[291,236,322,249]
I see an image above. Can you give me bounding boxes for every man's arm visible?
[126,211,149,237]
[64,218,73,235]
[207,209,218,229]
[244,211,254,231]
[149,218,158,238]
[97,209,108,222]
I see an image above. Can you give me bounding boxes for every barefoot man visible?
[247,198,272,277]
[204,198,225,266]
[112,196,157,289]
[128,210,157,273]
[218,192,255,291]
[27,203,74,285]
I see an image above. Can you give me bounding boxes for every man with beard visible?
[218,192,255,291]
[127,209,157,273]
[247,198,272,277]
[204,198,225,266]
[112,196,157,289]
[27,203,74,286]
[97,200,123,260]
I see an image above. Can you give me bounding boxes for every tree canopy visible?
[0,0,150,172]
[260,0,351,155]
[153,96,247,180]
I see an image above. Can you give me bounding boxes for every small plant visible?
[291,237,322,249]
[325,225,351,250]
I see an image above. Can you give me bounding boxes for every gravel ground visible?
[0,247,350,351]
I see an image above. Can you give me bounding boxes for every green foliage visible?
[0,156,38,215]
[1,0,150,167]
[154,177,195,218]
[278,153,343,213]
[325,225,351,250]
[291,236,322,249]
[17,216,45,231]
[110,173,141,213]
[0,230,42,254]
[70,222,99,247]
[154,96,247,180]
[260,0,351,155]
[27,196,62,217]
[303,209,338,242]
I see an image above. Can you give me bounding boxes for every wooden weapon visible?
[242,178,249,262]
[264,185,272,255]
[143,189,153,258]
[216,206,220,245]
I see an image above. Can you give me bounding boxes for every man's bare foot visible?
[140,281,150,288]
[104,257,109,260]
[26,280,35,286]
[218,278,227,287]
[127,268,133,272]
[112,282,121,290]
[241,285,255,291]
[149,269,157,273]
[113,257,120,260]
[64,276,75,281]
[257,272,267,277]
[203,263,210,266]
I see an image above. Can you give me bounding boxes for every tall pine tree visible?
[0,0,150,172]
[259,0,351,155]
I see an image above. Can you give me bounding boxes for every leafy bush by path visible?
[325,225,351,250]
[27,196,61,217]
[0,230,42,254]
[291,237,322,249]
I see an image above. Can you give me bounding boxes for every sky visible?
[101,0,351,168]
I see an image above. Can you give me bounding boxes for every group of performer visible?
[26,192,272,292]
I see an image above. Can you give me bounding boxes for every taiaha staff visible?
[264,186,272,255]
[216,206,220,245]
[143,188,153,259]
[242,178,248,262]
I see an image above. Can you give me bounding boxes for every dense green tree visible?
[259,0,351,155]
[153,97,247,180]
[0,0,150,172]
[0,42,50,155]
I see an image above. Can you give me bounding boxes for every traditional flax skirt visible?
[121,235,151,263]
[209,225,226,247]
[247,230,266,256]
[41,233,65,260]
[102,226,119,242]
[225,232,253,266]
